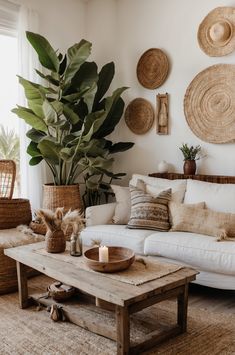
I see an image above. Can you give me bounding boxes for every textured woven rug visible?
[0,275,235,355]
[36,246,183,285]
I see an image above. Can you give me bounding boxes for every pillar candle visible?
[99,246,109,262]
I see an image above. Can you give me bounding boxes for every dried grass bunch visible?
[36,208,85,235]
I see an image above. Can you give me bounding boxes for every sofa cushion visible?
[144,231,235,274]
[169,201,235,240]
[81,225,153,254]
[127,186,172,231]
[130,174,187,203]
[184,179,235,213]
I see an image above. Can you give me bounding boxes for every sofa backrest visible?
[149,173,235,213]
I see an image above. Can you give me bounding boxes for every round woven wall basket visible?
[0,199,32,229]
[42,184,83,212]
[125,98,154,134]
[184,64,235,143]
[137,48,169,89]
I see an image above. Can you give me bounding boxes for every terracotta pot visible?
[46,229,66,253]
[183,160,196,175]
[42,184,83,212]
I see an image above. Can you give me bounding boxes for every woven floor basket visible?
[43,184,83,212]
[0,198,32,229]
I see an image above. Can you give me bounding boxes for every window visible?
[0,0,19,196]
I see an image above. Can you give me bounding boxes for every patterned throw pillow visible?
[127,185,172,231]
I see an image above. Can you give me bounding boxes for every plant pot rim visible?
[43,183,80,187]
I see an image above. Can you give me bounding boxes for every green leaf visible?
[35,69,60,86]
[59,147,75,162]
[26,31,60,72]
[38,139,62,165]
[108,142,134,154]
[64,39,92,85]
[26,128,46,143]
[27,141,42,157]
[83,83,97,113]
[42,100,57,124]
[59,54,67,75]
[82,110,107,142]
[29,156,43,166]
[93,62,114,108]
[63,105,80,124]
[71,61,98,90]
[62,88,90,103]
[12,106,47,132]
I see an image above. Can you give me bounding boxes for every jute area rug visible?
[0,275,235,355]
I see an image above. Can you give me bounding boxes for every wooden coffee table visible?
[5,242,197,354]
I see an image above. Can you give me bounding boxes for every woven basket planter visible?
[42,184,83,212]
[0,250,38,295]
[0,199,32,229]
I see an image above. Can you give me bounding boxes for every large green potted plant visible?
[12,32,133,210]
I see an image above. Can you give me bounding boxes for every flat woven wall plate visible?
[125,98,154,134]
[184,64,235,143]
[137,48,169,89]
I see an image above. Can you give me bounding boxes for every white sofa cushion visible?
[81,225,153,254]
[130,174,187,203]
[184,179,235,213]
[144,231,235,274]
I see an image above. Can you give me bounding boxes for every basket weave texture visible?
[137,48,169,89]
[0,199,32,229]
[43,184,83,212]
[184,64,235,143]
[0,160,16,199]
[125,98,154,134]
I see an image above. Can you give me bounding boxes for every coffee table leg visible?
[16,261,29,309]
[116,305,130,355]
[177,283,189,332]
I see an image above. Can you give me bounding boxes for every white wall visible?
[86,0,235,182]
[16,0,86,50]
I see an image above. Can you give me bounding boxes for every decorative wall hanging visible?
[125,98,154,134]
[136,48,169,89]
[156,93,169,135]
[184,64,235,144]
[198,7,235,57]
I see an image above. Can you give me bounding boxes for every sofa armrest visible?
[85,203,116,226]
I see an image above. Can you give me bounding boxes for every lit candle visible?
[99,246,109,262]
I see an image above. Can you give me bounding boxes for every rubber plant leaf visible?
[38,139,62,165]
[64,39,92,85]
[26,128,46,143]
[12,106,47,132]
[93,62,115,108]
[26,31,60,72]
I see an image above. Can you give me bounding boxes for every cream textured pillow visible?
[111,180,145,224]
[111,185,130,224]
[127,185,172,231]
[170,202,235,241]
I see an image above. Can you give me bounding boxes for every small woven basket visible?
[0,199,32,229]
[46,230,66,253]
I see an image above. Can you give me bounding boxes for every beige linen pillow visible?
[111,185,130,224]
[127,185,172,231]
[170,202,235,241]
[111,180,145,224]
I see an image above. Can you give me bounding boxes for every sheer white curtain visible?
[18,4,46,211]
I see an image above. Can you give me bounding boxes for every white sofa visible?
[81,173,235,290]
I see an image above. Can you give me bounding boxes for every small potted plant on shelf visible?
[179,143,202,175]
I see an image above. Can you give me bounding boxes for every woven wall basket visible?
[125,98,154,134]
[42,184,83,212]
[184,64,235,143]
[0,199,32,229]
[137,48,169,89]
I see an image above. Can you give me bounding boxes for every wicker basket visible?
[47,281,76,302]
[46,230,66,253]
[0,198,32,229]
[42,184,83,212]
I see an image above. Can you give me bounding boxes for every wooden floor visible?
[188,283,235,314]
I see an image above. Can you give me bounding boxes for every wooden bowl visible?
[84,246,135,273]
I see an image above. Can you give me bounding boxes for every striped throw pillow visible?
[127,185,172,231]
